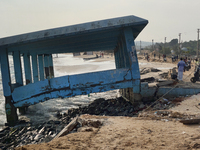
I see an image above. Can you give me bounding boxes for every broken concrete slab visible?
[156,80,176,87]
[140,82,200,99]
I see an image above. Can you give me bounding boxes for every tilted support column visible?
[122,27,141,104]
[31,54,39,83]
[13,51,25,114]
[0,49,18,125]
[44,54,50,79]
[124,27,141,93]
[48,54,54,78]
[23,53,32,84]
[118,42,125,68]
[114,45,120,69]
[13,51,23,86]
[21,53,32,114]
[118,40,126,97]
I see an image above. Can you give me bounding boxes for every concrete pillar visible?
[21,53,32,114]
[114,45,120,69]
[122,27,142,105]
[23,53,32,84]
[121,38,129,68]
[32,54,39,83]
[48,54,54,78]
[119,39,127,97]
[38,54,45,81]
[44,54,50,79]
[118,42,125,69]
[13,51,23,86]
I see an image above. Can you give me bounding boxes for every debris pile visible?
[146,97,185,110]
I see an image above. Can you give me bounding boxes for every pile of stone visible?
[0,120,68,149]
[64,97,136,118]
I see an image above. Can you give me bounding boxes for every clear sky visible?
[0,0,200,43]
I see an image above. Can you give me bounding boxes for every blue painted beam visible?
[69,68,131,89]
[12,29,120,50]
[23,53,32,84]
[124,27,140,93]
[44,54,50,79]
[38,54,45,81]
[31,54,39,83]
[15,37,118,54]
[14,81,133,107]
[12,68,132,106]
[34,44,116,55]
[13,51,23,86]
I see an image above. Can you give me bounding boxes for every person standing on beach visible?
[177,58,186,81]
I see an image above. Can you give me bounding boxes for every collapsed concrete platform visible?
[141,82,200,99]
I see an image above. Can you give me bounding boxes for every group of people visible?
[142,51,200,82]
